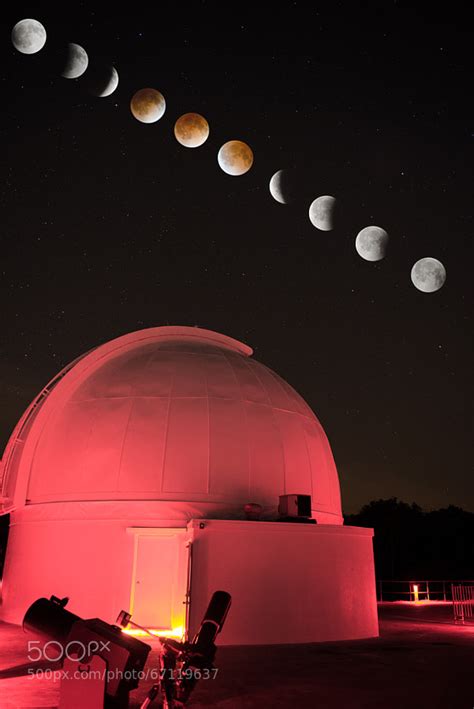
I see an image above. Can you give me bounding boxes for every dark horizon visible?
[1,3,472,514]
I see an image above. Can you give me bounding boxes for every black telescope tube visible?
[23,597,81,644]
[193,590,231,649]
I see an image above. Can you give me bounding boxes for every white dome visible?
[0,327,342,523]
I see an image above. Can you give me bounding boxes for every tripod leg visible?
[140,683,160,708]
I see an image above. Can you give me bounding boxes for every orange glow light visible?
[412,584,419,603]
[122,626,185,640]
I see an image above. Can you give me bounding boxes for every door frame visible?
[126,527,192,634]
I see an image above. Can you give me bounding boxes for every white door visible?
[130,528,190,634]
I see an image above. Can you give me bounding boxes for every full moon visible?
[61,43,88,79]
[174,113,209,147]
[131,88,166,124]
[269,169,294,204]
[411,257,446,293]
[218,141,253,176]
[309,195,336,231]
[11,19,46,55]
[355,226,389,261]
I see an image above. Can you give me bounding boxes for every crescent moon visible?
[269,169,293,204]
[84,64,119,98]
[97,66,119,97]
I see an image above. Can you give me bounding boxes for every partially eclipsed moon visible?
[411,257,446,293]
[174,113,209,147]
[309,195,336,231]
[98,67,118,97]
[12,19,46,55]
[131,88,166,124]
[85,64,119,97]
[218,140,253,176]
[269,169,293,204]
[355,226,389,261]
[61,43,88,79]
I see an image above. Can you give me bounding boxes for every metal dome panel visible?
[1,326,342,522]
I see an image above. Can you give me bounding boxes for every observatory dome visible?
[0,327,342,523]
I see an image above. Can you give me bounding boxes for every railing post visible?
[426,581,430,601]
[443,581,446,602]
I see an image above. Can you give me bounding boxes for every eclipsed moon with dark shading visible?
[309,195,337,231]
[61,43,89,79]
[355,226,389,261]
[218,140,254,176]
[174,113,209,147]
[130,88,166,124]
[82,63,119,97]
[269,169,296,204]
[11,19,46,55]
[411,257,446,293]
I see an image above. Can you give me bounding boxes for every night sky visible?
[1,3,472,513]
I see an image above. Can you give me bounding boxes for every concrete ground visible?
[0,603,472,708]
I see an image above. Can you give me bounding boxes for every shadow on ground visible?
[0,603,472,708]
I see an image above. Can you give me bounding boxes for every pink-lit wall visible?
[1,503,378,644]
[188,520,378,644]
[1,502,192,626]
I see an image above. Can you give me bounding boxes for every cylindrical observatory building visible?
[0,326,378,644]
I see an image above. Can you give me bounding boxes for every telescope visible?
[23,590,231,708]
[137,590,232,708]
[23,595,151,708]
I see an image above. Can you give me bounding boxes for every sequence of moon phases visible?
[131,88,166,124]
[61,43,88,79]
[269,169,296,204]
[11,19,46,55]
[355,226,389,262]
[174,113,209,147]
[218,140,253,176]
[411,257,446,293]
[9,18,449,300]
[309,195,336,231]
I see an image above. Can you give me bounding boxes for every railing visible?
[452,584,474,624]
[377,579,474,602]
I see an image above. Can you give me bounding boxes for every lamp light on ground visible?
[121,626,185,639]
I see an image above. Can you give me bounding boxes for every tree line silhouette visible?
[345,498,474,580]
[1,498,473,580]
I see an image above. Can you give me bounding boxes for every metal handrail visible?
[452,584,474,624]
[376,579,474,602]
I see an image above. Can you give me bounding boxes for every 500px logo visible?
[28,640,111,662]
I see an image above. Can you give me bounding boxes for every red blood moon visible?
[174,113,209,148]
